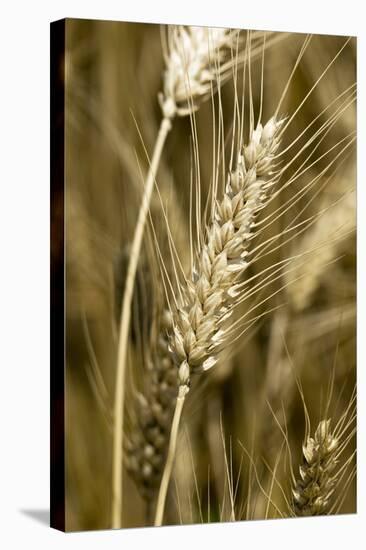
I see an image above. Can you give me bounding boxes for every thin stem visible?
[111,116,172,529]
[154,385,189,526]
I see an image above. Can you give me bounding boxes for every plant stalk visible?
[111,116,172,529]
[154,384,189,527]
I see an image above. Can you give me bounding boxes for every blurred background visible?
[64,19,356,530]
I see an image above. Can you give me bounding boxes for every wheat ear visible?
[160,26,238,118]
[292,419,340,516]
[125,310,179,504]
[112,25,238,528]
[154,115,285,526]
[171,116,284,383]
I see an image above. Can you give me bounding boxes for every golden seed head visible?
[168,117,283,384]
